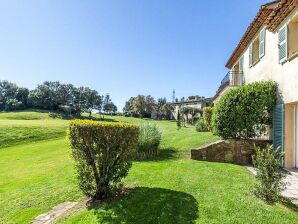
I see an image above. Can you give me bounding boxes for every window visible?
[288,17,298,57]
[231,55,244,86]
[278,14,298,63]
[249,28,266,67]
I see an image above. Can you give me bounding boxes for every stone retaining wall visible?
[191,139,272,165]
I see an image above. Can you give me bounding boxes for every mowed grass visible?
[0,112,297,223]
[0,119,67,148]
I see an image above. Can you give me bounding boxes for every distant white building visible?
[169,98,212,121]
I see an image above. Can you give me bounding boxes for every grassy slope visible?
[0,112,297,223]
[0,110,68,149]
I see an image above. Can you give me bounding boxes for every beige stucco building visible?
[213,0,298,168]
[169,98,211,121]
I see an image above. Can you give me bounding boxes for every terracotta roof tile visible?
[225,1,279,68]
[266,0,298,31]
[226,0,298,69]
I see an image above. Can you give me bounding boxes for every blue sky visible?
[0,0,269,110]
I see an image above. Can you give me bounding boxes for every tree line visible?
[123,95,173,119]
[0,80,117,116]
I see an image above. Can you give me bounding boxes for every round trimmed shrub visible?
[69,120,139,199]
[212,81,277,139]
[136,123,162,159]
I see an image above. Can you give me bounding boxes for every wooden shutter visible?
[249,43,253,67]
[273,104,285,166]
[259,28,266,58]
[278,25,288,63]
[273,104,284,149]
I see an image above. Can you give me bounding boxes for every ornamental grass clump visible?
[69,120,139,200]
[252,145,286,203]
[136,123,162,159]
[195,117,209,132]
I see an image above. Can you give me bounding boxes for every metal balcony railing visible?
[214,71,244,100]
[221,72,230,86]
[219,71,244,87]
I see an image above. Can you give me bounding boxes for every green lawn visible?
[0,112,297,224]
[0,119,67,148]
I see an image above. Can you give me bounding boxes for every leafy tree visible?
[103,94,117,115]
[5,98,23,111]
[156,98,171,119]
[0,80,28,111]
[28,81,61,110]
[123,95,157,118]
[123,97,134,116]
[187,95,204,100]
[133,95,147,117]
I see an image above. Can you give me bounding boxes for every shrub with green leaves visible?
[69,120,139,199]
[203,107,213,131]
[212,81,277,139]
[252,145,285,203]
[136,123,162,159]
[176,110,181,130]
[195,117,209,132]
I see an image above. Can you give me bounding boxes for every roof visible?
[225,1,279,69]
[265,0,298,31]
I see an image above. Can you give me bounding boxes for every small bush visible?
[203,107,213,131]
[177,110,181,130]
[252,145,286,203]
[212,81,277,139]
[195,118,209,132]
[69,120,139,200]
[136,123,162,159]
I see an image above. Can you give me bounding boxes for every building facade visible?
[213,0,298,168]
[169,98,212,121]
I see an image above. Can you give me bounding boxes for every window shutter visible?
[273,104,284,166]
[259,28,266,58]
[278,25,288,63]
[239,56,244,85]
[249,43,253,67]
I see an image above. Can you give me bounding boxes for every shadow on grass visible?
[48,113,118,122]
[137,148,179,162]
[88,187,198,224]
[280,197,298,212]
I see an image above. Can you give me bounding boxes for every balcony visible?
[213,71,244,101]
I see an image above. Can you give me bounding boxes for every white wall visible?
[234,6,298,104]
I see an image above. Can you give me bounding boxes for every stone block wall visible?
[191,139,272,165]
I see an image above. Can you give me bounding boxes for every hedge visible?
[69,120,139,199]
[212,81,277,139]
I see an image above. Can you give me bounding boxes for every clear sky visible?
[0,0,269,110]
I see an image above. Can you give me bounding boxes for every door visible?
[295,106,298,168]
